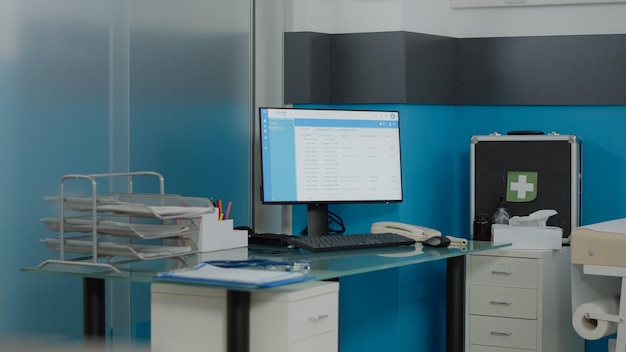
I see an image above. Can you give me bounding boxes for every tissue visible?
[509,209,558,227]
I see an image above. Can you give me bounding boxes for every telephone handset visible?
[370,221,468,246]
[370,221,441,241]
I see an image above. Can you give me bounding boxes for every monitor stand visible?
[307,203,329,237]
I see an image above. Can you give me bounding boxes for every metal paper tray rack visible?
[38,171,215,273]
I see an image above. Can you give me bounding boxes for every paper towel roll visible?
[572,295,620,340]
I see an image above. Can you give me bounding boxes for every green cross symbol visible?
[506,171,538,202]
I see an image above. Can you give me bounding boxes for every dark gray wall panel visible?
[284,31,456,104]
[405,32,457,104]
[331,32,407,103]
[457,34,626,105]
[330,32,456,104]
[284,32,626,105]
[284,32,331,104]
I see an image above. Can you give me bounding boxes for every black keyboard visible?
[287,233,416,253]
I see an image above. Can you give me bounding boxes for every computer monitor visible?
[259,107,403,236]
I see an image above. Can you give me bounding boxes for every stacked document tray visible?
[38,171,215,273]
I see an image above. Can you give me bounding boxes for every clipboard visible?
[154,263,314,288]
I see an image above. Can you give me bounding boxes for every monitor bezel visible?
[258,106,404,206]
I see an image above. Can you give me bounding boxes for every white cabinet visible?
[151,281,339,352]
[465,248,583,352]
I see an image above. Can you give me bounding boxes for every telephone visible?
[370,221,468,246]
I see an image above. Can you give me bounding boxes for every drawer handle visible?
[490,298,512,306]
[308,314,329,323]
[491,269,513,276]
[490,330,513,336]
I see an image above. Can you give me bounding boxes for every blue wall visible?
[296,103,625,352]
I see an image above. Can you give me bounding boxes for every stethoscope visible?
[203,259,311,273]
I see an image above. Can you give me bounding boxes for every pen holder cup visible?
[196,211,248,252]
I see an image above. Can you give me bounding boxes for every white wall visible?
[286,0,626,37]
[253,0,293,233]
[453,3,626,37]
[287,0,456,36]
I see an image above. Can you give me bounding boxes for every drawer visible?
[469,285,537,319]
[469,344,534,352]
[288,291,338,341]
[290,331,337,352]
[469,315,537,350]
[469,255,538,289]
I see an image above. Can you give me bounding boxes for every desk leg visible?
[83,278,105,339]
[227,290,250,352]
[446,256,465,352]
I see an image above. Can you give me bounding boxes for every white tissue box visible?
[492,224,563,250]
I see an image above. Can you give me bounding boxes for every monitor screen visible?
[259,107,403,236]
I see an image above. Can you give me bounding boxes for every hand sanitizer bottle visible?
[492,197,510,225]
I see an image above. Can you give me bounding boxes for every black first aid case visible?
[470,133,581,239]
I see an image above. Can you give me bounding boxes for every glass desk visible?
[23,240,510,352]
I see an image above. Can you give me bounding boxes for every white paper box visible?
[492,224,563,249]
[197,211,248,252]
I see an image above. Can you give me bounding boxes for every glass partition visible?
[4,0,252,344]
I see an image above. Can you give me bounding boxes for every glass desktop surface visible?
[22,241,509,291]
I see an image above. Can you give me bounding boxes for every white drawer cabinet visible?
[465,248,583,352]
[151,281,339,352]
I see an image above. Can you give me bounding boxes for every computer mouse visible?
[421,236,451,248]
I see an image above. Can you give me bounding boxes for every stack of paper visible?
[154,263,312,288]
